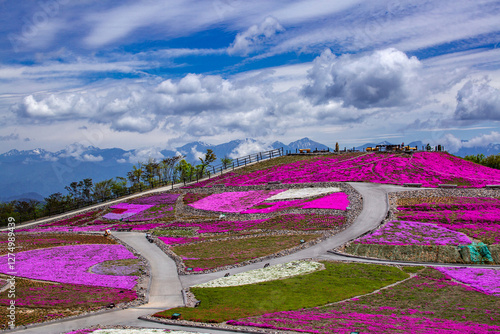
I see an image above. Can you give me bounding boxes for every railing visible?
[9,147,285,225]
[207,147,284,176]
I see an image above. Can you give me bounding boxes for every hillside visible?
[193,151,500,188]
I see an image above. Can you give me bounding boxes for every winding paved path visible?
[179,182,416,287]
[9,182,499,334]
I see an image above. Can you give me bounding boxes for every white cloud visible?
[439,133,464,153]
[455,78,500,121]
[82,154,103,162]
[190,145,205,161]
[122,147,165,164]
[227,16,284,56]
[437,131,500,153]
[229,139,271,158]
[303,48,422,109]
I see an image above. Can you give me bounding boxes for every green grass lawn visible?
[172,234,320,270]
[322,267,500,326]
[154,261,409,322]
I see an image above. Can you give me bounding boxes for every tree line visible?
[463,153,500,169]
[1,149,229,226]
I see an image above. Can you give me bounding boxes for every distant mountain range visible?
[0,137,329,201]
[1,137,498,202]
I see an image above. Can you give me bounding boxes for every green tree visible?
[176,159,195,181]
[92,178,114,202]
[0,201,17,226]
[335,142,339,153]
[127,163,144,190]
[13,199,40,222]
[483,154,500,169]
[65,178,93,205]
[196,149,217,178]
[221,156,233,169]
[160,155,184,182]
[44,192,71,215]
[111,177,128,197]
[464,153,486,165]
[142,158,160,188]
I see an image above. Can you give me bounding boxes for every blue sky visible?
[1,0,500,154]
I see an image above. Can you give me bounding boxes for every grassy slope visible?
[155,262,408,322]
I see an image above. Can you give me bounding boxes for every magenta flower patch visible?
[228,309,500,333]
[397,197,500,244]
[435,267,500,296]
[241,200,305,214]
[302,192,349,210]
[128,193,180,205]
[190,152,500,188]
[158,236,203,245]
[188,190,284,213]
[102,203,153,220]
[353,220,472,246]
[242,192,350,213]
[111,223,167,230]
[169,219,269,233]
[0,244,137,289]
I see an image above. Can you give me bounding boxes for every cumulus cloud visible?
[229,139,271,158]
[122,147,165,164]
[437,131,500,153]
[227,16,285,56]
[438,133,464,153]
[454,78,500,121]
[191,145,205,161]
[82,154,103,162]
[13,73,276,135]
[10,48,433,141]
[302,48,422,109]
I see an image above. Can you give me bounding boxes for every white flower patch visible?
[193,261,323,288]
[93,330,209,334]
[266,187,341,201]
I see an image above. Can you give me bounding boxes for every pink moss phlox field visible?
[242,192,350,213]
[111,223,167,230]
[169,219,269,233]
[397,197,500,244]
[39,211,102,227]
[123,205,174,222]
[227,308,500,333]
[353,221,472,246]
[188,190,284,213]
[17,225,114,233]
[242,199,307,213]
[398,197,500,212]
[158,236,203,245]
[190,152,500,187]
[398,209,500,225]
[102,203,153,220]
[0,284,137,307]
[128,193,180,205]
[0,244,137,289]
[302,192,349,210]
[435,267,500,296]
